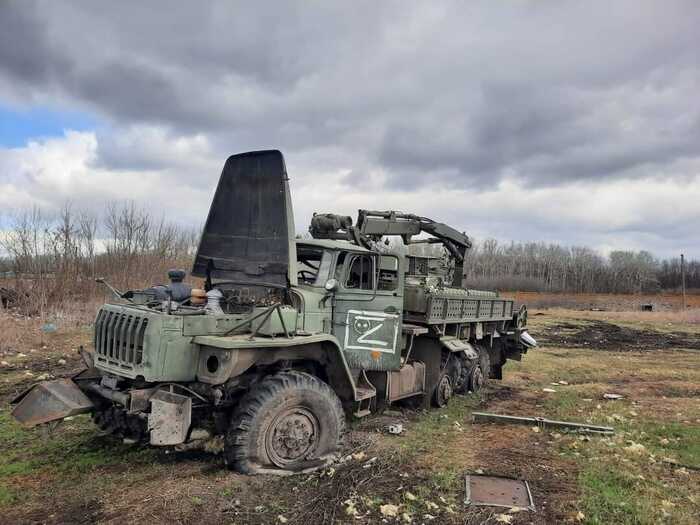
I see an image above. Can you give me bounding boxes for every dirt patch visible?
[0,356,84,403]
[472,427,580,524]
[5,496,104,525]
[539,319,700,351]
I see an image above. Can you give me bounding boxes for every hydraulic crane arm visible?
[309,209,472,286]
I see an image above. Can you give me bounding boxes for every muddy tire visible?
[224,371,345,473]
[454,353,472,394]
[432,373,453,407]
[469,345,490,393]
[432,353,460,407]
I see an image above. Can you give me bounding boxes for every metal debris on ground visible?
[603,393,624,400]
[387,423,404,434]
[472,411,614,435]
[465,474,535,511]
[41,322,57,333]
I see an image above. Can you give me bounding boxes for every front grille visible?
[94,309,148,369]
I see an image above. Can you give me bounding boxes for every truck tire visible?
[454,353,473,394]
[469,345,490,393]
[432,353,460,407]
[224,371,345,473]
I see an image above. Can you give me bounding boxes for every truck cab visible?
[294,240,404,371]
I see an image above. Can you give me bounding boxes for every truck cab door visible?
[331,252,403,371]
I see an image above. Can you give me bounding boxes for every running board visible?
[353,370,376,418]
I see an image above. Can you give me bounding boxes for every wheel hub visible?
[435,375,453,407]
[266,407,319,467]
[470,365,485,392]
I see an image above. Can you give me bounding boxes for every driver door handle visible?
[384,306,398,314]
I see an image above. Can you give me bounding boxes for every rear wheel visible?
[432,353,461,407]
[469,345,490,393]
[224,371,345,473]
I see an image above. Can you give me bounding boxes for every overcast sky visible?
[1,1,699,258]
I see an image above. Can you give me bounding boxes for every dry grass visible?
[0,307,698,524]
[503,291,700,311]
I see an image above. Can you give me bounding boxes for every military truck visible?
[11,150,536,474]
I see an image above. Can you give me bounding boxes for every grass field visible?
[0,307,698,524]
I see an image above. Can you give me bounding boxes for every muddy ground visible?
[0,309,698,524]
[538,318,700,351]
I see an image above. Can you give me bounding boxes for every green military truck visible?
[12,150,536,474]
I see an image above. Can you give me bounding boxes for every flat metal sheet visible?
[192,150,293,285]
[148,390,192,445]
[11,378,94,427]
[465,474,535,511]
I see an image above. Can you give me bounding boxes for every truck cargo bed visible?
[403,285,514,325]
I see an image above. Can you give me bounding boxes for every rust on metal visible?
[11,378,94,427]
[465,474,535,511]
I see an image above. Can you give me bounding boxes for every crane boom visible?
[309,209,472,286]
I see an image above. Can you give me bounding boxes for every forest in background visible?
[0,202,697,314]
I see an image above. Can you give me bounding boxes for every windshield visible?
[296,246,333,287]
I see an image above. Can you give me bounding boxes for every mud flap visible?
[11,378,94,427]
[148,390,192,445]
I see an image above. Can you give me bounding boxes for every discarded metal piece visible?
[603,393,624,400]
[41,323,57,333]
[465,474,535,511]
[387,423,404,434]
[472,411,614,435]
[11,378,94,427]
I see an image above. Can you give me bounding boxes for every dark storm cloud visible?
[0,3,73,86]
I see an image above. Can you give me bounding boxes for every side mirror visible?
[324,278,338,291]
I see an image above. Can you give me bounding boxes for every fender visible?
[192,333,358,402]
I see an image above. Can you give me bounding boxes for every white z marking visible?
[355,316,388,346]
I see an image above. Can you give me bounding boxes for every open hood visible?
[192,150,296,287]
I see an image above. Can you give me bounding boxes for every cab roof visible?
[296,238,371,253]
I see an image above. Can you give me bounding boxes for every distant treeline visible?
[1,203,697,313]
[0,203,199,312]
[460,240,698,294]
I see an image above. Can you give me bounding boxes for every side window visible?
[345,254,375,290]
[378,255,399,291]
[334,252,347,281]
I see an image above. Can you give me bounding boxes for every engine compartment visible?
[122,269,288,316]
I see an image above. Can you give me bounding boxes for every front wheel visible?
[224,371,345,473]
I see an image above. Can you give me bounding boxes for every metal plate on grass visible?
[11,378,94,427]
[465,474,535,511]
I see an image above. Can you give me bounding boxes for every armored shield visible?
[192,150,296,286]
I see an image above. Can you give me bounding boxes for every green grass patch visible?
[541,390,581,417]
[634,421,700,467]
[0,412,156,482]
[0,484,18,507]
[580,464,654,525]
[397,394,483,456]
